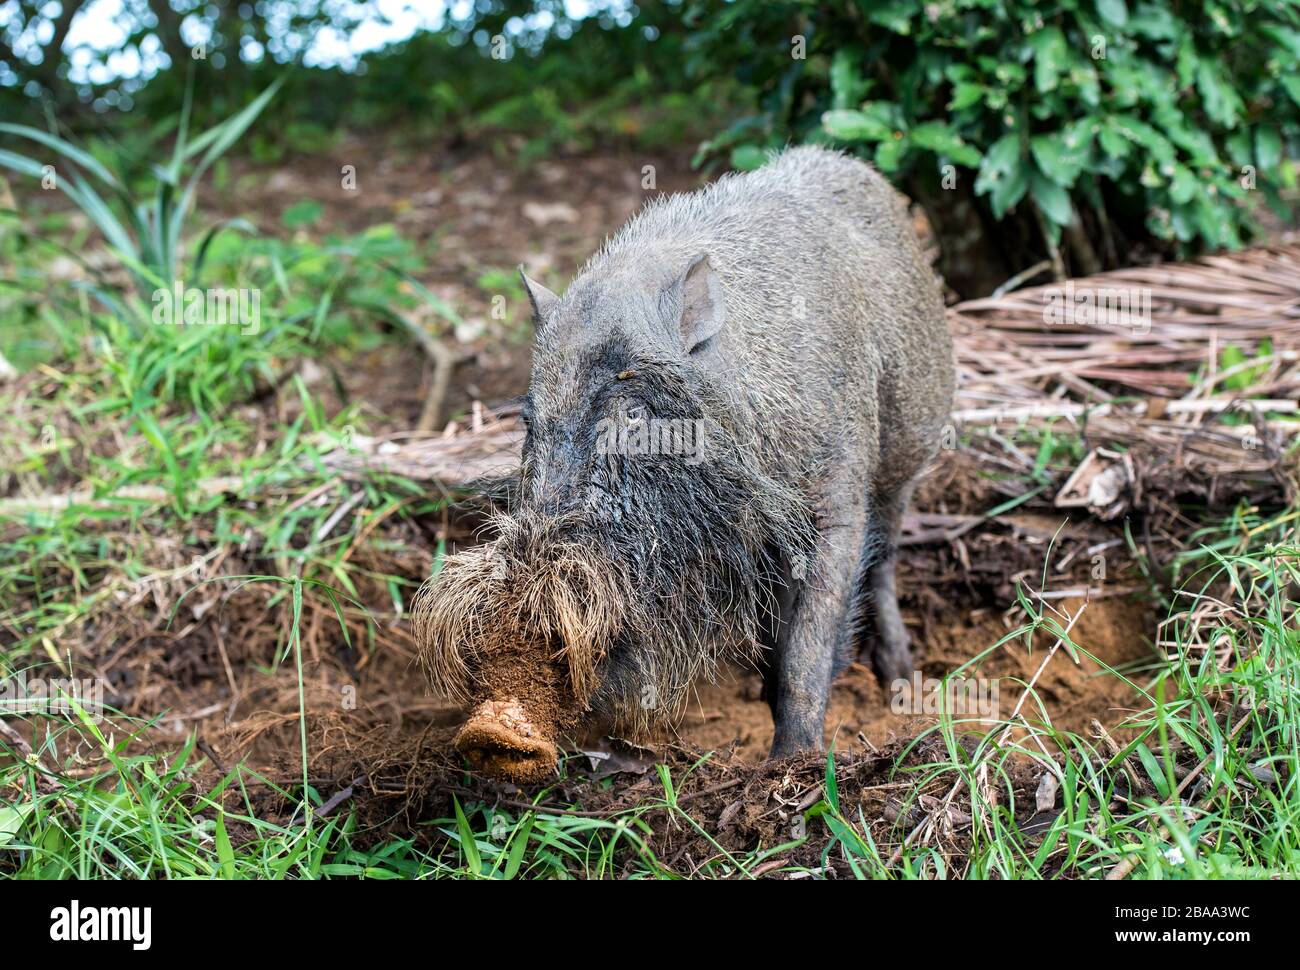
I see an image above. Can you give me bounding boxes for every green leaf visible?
[1196,60,1243,127]
[1176,37,1198,89]
[1029,26,1069,93]
[1167,204,1194,241]
[453,798,483,876]
[1098,123,1132,160]
[0,123,123,188]
[991,164,1029,217]
[1263,25,1300,59]
[976,134,1029,217]
[825,748,840,812]
[1134,744,1172,799]
[1154,104,1219,165]
[1219,345,1248,387]
[1111,115,1176,164]
[1097,0,1129,28]
[502,814,536,880]
[0,802,35,848]
[822,109,892,143]
[1031,172,1073,226]
[1130,4,1177,39]
[1071,63,1102,108]
[981,133,1021,176]
[874,135,908,173]
[830,48,870,109]
[729,144,768,171]
[1219,343,1269,391]
[1030,131,1090,186]
[1282,75,1300,110]
[948,83,985,111]
[0,148,50,179]
[1169,165,1198,205]
[215,811,236,879]
[864,0,913,34]
[993,60,1028,87]
[1255,127,1283,171]
[909,121,981,166]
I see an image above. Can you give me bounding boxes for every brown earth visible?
[201,549,1155,875]
[124,499,1157,774]
[679,594,1155,761]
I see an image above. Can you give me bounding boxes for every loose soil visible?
[681,594,1155,761]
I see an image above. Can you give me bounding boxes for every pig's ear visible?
[677,255,725,354]
[519,266,560,322]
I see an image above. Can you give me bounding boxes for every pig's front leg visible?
[768,498,867,757]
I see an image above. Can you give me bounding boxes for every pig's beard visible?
[412,432,817,739]
[581,428,817,735]
[412,510,630,722]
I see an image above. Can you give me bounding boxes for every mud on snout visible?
[411,514,630,782]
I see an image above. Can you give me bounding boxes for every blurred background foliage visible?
[683,0,1300,292]
[1,2,732,157]
[2,0,1298,294]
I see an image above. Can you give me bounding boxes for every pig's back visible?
[642,146,953,495]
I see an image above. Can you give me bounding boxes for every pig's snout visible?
[453,697,558,783]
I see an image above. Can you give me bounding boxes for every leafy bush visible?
[3,5,730,163]
[0,82,455,416]
[686,0,1300,293]
[0,79,281,302]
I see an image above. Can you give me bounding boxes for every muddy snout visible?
[453,697,559,783]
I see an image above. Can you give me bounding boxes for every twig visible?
[992,260,1053,298]
[416,339,459,434]
[313,490,365,544]
[1031,202,1067,281]
[0,718,32,759]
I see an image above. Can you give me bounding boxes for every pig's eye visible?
[624,405,645,425]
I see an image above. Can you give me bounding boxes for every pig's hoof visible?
[873,646,914,687]
[453,698,558,784]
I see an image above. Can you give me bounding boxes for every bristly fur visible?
[413,348,818,738]
[415,145,953,753]
[413,510,629,709]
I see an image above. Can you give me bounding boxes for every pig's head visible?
[413,256,816,782]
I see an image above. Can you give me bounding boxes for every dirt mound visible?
[187,580,1143,875]
[672,594,1153,760]
[196,579,1154,787]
